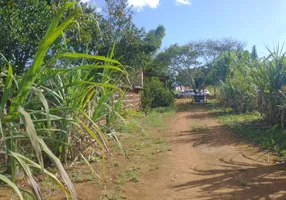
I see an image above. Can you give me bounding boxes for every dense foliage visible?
[210,46,286,126]
[141,77,175,111]
[0,0,165,74]
[0,0,52,73]
[152,38,245,92]
[0,3,131,199]
[217,51,257,113]
[0,0,166,199]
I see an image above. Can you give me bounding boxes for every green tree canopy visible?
[0,0,52,73]
[0,0,166,76]
[151,38,245,91]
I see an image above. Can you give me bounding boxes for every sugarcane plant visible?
[0,2,127,199]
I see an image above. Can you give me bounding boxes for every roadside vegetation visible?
[2,0,286,199]
[203,100,286,157]
[207,45,286,157]
[154,36,286,159]
[141,77,175,112]
[213,107,286,157]
[0,0,169,199]
[54,106,176,199]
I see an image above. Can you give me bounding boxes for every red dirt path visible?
[122,100,286,200]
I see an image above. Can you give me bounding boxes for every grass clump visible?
[148,105,176,127]
[216,109,286,156]
[115,169,139,185]
[114,105,176,134]
[191,125,209,131]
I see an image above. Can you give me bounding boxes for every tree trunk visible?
[214,87,217,97]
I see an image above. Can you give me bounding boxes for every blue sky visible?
[83,0,286,56]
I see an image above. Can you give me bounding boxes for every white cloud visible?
[80,0,100,9]
[176,0,192,5]
[96,7,102,13]
[81,0,160,12]
[128,0,160,9]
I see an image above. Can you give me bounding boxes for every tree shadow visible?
[172,126,246,148]
[172,125,273,167]
[170,100,286,199]
[170,157,286,200]
[186,112,211,119]
[176,100,213,113]
[176,99,280,155]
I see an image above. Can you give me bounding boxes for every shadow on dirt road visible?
[127,100,286,200]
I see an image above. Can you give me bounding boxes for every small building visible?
[143,71,169,86]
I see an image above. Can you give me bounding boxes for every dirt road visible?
[123,100,286,200]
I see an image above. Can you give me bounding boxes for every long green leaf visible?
[80,154,103,183]
[18,107,44,172]
[53,53,122,65]
[79,110,109,150]
[44,2,77,38]
[30,87,50,128]
[0,174,24,200]
[10,4,78,113]
[10,152,72,198]
[61,81,119,89]
[58,65,125,74]
[0,55,13,109]
[79,121,106,174]
[38,138,78,200]
[9,152,42,200]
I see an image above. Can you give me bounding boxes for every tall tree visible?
[0,0,86,73]
[152,38,245,91]
[79,0,166,69]
[191,38,246,67]
[0,0,52,73]
[0,0,165,76]
[160,44,200,89]
[251,45,258,59]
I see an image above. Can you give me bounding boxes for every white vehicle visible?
[201,89,210,96]
[176,90,195,98]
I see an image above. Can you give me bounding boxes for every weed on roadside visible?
[191,125,209,131]
[212,107,286,156]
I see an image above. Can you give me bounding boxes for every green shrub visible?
[141,77,175,111]
[218,51,257,113]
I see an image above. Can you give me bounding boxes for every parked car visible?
[176,90,195,98]
[201,89,210,96]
